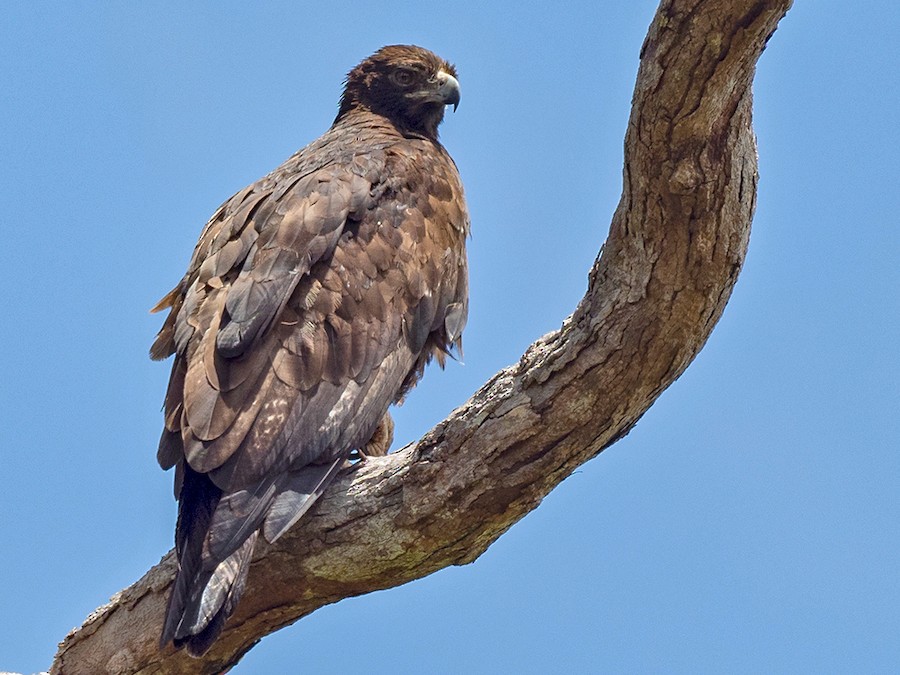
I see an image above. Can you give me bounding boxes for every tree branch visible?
[48,1,793,672]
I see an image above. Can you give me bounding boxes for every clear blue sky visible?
[1,2,898,673]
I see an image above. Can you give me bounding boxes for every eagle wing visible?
[154,130,468,652]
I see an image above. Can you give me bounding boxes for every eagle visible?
[151,45,468,656]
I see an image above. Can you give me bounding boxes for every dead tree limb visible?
[48,1,793,672]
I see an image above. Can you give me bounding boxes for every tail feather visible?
[263,458,345,543]
[173,531,258,657]
[161,464,260,656]
[161,459,346,656]
[161,463,219,649]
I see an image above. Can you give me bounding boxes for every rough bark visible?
[44,1,793,673]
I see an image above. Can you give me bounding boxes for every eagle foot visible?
[348,411,395,464]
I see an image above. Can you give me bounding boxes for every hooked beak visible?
[435,69,461,111]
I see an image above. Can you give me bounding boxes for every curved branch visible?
[49,1,793,672]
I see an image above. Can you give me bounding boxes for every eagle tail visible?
[160,466,260,657]
[161,458,346,656]
[170,531,258,657]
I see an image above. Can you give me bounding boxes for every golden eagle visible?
[152,45,468,656]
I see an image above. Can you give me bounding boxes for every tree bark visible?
[46,1,793,673]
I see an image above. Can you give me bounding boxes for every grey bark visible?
[41,1,794,673]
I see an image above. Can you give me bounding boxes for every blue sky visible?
[1,2,898,673]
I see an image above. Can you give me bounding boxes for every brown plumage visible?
[152,45,468,656]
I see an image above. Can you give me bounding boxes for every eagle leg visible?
[351,411,395,462]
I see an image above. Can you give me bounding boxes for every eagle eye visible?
[391,68,417,87]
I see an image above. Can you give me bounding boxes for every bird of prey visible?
[151,45,468,656]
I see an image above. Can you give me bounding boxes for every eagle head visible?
[336,45,460,140]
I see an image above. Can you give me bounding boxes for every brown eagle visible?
[151,45,468,656]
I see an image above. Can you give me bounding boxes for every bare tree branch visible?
[47,1,793,672]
